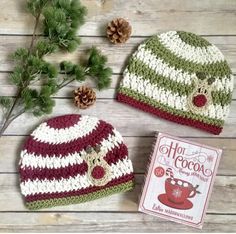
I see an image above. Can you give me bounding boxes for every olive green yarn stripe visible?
[127,58,232,106]
[177,31,211,47]
[212,91,232,106]
[144,36,232,78]
[128,58,191,96]
[26,180,134,210]
[119,87,223,127]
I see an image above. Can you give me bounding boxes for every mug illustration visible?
[158,168,200,210]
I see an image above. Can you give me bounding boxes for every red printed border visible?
[138,132,222,228]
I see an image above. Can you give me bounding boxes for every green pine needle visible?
[59,47,112,90]
[60,61,75,74]
[12,48,29,62]
[34,40,58,57]
[0,97,12,109]
[87,47,112,90]
[42,0,87,51]
[27,0,49,17]
[74,65,86,81]
[0,0,112,135]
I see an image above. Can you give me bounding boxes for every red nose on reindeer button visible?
[193,94,207,107]
[91,166,106,179]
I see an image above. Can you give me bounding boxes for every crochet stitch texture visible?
[19,114,134,210]
[117,31,234,134]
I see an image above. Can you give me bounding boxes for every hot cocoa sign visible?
[158,141,213,178]
[139,132,222,229]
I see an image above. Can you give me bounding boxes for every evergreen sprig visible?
[0,0,112,137]
[59,47,112,90]
[43,0,87,52]
[87,47,112,90]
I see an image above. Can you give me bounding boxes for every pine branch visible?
[29,12,41,52]
[0,0,47,137]
[0,108,25,137]
[0,0,112,138]
[59,47,112,90]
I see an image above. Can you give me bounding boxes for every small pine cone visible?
[74,86,96,109]
[107,18,132,44]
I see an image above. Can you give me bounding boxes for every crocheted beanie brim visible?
[117,93,222,134]
[117,31,234,134]
[19,114,134,210]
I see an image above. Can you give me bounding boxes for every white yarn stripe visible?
[121,72,230,120]
[20,129,124,169]
[158,31,225,64]
[20,157,133,196]
[214,74,234,92]
[31,115,100,144]
[132,46,234,92]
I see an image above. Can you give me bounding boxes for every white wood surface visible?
[1,0,236,35]
[0,174,235,213]
[1,99,236,137]
[0,0,236,232]
[0,213,235,232]
[0,36,236,73]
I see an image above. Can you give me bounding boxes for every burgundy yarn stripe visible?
[23,120,114,157]
[24,173,134,202]
[46,114,81,129]
[20,162,88,182]
[20,143,128,182]
[104,143,128,164]
[117,93,222,135]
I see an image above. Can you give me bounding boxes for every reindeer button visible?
[91,166,106,179]
[187,72,215,113]
[85,145,111,187]
[192,94,207,107]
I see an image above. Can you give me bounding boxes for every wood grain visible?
[1,0,236,35]
[0,99,236,137]
[0,72,235,99]
[0,174,235,213]
[0,0,236,232]
[0,136,235,175]
[0,212,235,232]
[0,36,236,73]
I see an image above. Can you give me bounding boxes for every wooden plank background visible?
[0,0,235,232]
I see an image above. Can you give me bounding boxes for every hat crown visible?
[117,31,234,134]
[19,114,134,209]
[177,31,211,47]
[46,114,81,129]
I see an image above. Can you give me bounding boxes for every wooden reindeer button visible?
[187,72,215,113]
[85,145,111,187]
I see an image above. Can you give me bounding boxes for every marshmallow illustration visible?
[170,180,175,185]
[177,180,183,186]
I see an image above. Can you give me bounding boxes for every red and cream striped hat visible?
[19,114,134,210]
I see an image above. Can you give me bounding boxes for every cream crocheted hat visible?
[117,31,234,134]
[19,114,134,210]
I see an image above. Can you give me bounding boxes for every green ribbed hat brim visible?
[25,180,134,210]
[118,87,224,127]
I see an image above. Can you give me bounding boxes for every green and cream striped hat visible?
[117,31,234,134]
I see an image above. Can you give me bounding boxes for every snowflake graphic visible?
[172,188,182,198]
[207,155,214,163]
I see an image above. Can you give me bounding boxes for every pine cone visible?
[74,86,96,109]
[107,18,132,44]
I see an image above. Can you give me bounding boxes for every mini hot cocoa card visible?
[138,132,222,229]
